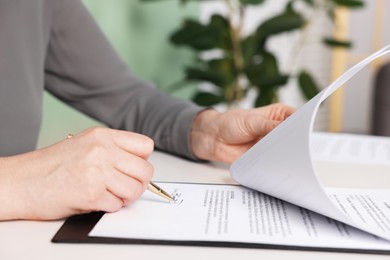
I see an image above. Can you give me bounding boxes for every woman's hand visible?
[191,103,295,164]
[0,127,154,220]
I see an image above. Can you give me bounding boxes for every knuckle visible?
[84,144,108,164]
[83,188,100,205]
[144,161,154,180]
[276,103,288,113]
[89,126,107,136]
[142,136,154,154]
[82,167,105,203]
[85,127,109,142]
[79,128,110,162]
[105,200,123,213]
[83,186,103,207]
[146,136,154,148]
[126,184,144,204]
[84,126,101,136]
[134,160,154,185]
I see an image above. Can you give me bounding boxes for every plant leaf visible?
[241,34,265,66]
[209,14,232,50]
[332,0,364,8]
[140,0,197,4]
[240,0,265,5]
[285,1,294,13]
[246,52,288,89]
[184,56,236,88]
[301,0,315,6]
[170,19,220,50]
[255,90,278,107]
[298,70,320,99]
[185,67,225,87]
[323,37,352,48]
[257,11,306,38]
[170,15,231,51]
[327,8,335,22]
[207,58,236,88]
[260,75,289,89]
[193,92,225,106]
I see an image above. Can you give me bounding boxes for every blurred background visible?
[38,0,390,148]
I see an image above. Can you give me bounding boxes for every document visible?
[230,44,390,241]
[90,182,390,251]
[89,45,390,252]
[311,132,390,164]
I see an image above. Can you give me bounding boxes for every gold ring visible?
[66,133,74,139]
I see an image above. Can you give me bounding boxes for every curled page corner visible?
[230,44,390,240]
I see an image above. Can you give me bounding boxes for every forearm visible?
[44,0,205,160]
[0,155,35,220]
[124,92,204,160]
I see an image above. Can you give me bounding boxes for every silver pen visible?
[148,182,174,202]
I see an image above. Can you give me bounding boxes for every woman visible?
[0,0,294,221]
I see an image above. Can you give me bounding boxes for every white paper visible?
[311,132,390,164]
[90,182,390,251]
[325,188,390,235]
[230,45,390,240]
[90,46,390,247]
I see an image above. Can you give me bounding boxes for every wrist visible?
[0,156,27,220]
[0,152,53,220]
[190,109,220,161]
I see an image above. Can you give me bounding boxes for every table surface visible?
[1,151,389,260]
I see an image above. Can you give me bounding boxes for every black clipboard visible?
[52,211,390,255]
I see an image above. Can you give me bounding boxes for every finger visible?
[94,191,124,213]
[280,106,295,120]
[244,117,281,138]
[105,169,147,205]
[262,103,295,121]
[111,130,154,159]
[259,119,281,135]
[113,150,154,185]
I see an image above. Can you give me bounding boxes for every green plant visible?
[141,0,364,108]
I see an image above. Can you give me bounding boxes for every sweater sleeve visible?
[44,0,204,160]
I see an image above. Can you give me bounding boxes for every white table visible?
[1,151,389,260]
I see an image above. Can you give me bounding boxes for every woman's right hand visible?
[0,127,154,221]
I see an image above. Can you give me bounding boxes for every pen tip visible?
[162,192,174,202]
[148,182,174,202]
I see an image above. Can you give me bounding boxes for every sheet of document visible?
[230,45,390,240]
[89,182,390,251]
[311,132,390,164]
[325,188,390,236]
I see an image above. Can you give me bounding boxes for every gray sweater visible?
[0,0,203,158]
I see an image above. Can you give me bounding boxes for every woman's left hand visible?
[190,103,295,164]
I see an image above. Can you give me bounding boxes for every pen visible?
[148,182,174,202]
